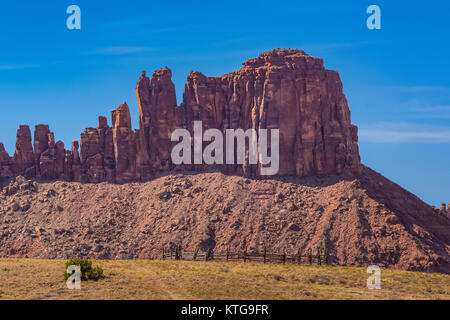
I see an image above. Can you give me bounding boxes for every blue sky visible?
[0,1,449,206]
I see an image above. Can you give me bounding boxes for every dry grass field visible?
[0,258,449,300]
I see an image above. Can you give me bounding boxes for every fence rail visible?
[162,247,328,266]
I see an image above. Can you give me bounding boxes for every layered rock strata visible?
[0,49,360,183]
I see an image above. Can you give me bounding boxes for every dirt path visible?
[143,265,197,300]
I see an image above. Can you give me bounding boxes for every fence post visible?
[308,248,312,265]
[162,248,165,260]
[317,249,322,266]
[243,249,247,263]
[282,251,286,264]
[194,248,199,261]
[263,247,267,264]
[226,247,229,262]
[297,249,301,265]
[318,237,327,265]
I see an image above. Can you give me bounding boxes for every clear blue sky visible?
[0,1,449,206]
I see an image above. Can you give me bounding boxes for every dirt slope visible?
[0,166,449,273]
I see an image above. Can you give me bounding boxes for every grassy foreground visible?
[0,259,449,300]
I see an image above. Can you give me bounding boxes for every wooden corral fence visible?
[162,246,328,266]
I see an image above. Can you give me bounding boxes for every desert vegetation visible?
[0,259,448,300]
[63,259,104,281]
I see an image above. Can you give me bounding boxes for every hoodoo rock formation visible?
[0,49,361,184]
[13,126,35,178]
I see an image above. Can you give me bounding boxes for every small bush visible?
[64,259,104,281]
[271,274,283,281]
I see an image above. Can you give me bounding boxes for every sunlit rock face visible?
[1,49,360,183]
[179,49,360,178]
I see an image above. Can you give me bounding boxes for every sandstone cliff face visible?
[0,143,13,182]
[136,68,184,179]
[0,49,360,183]
[181,49,360,177]
[112,102,136,183]
[13,125,35,178]
[79,116,115,183]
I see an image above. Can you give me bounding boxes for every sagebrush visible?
[63,259,104,281]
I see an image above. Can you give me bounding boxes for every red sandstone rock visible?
[13,125,35,178]
[0,142,14,182]
[80,127,105,183]
[39,132,59,180]
[98,116,108,129]
[55,141,65,176]
[111,102,136,183]
[79,117,116,183]
[179,49,360,177]
[136,68,181,178]
[63,150,73,181]
[4,49,361,183]
[98,116,116,182]
[148,68,180,171]
[33,124,51,178]
[136,71,152,180]
[71,141,81,182]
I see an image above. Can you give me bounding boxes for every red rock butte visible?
[0,49,361,184]
[1,49,449,272]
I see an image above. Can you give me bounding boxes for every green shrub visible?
[64,259,104,281]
